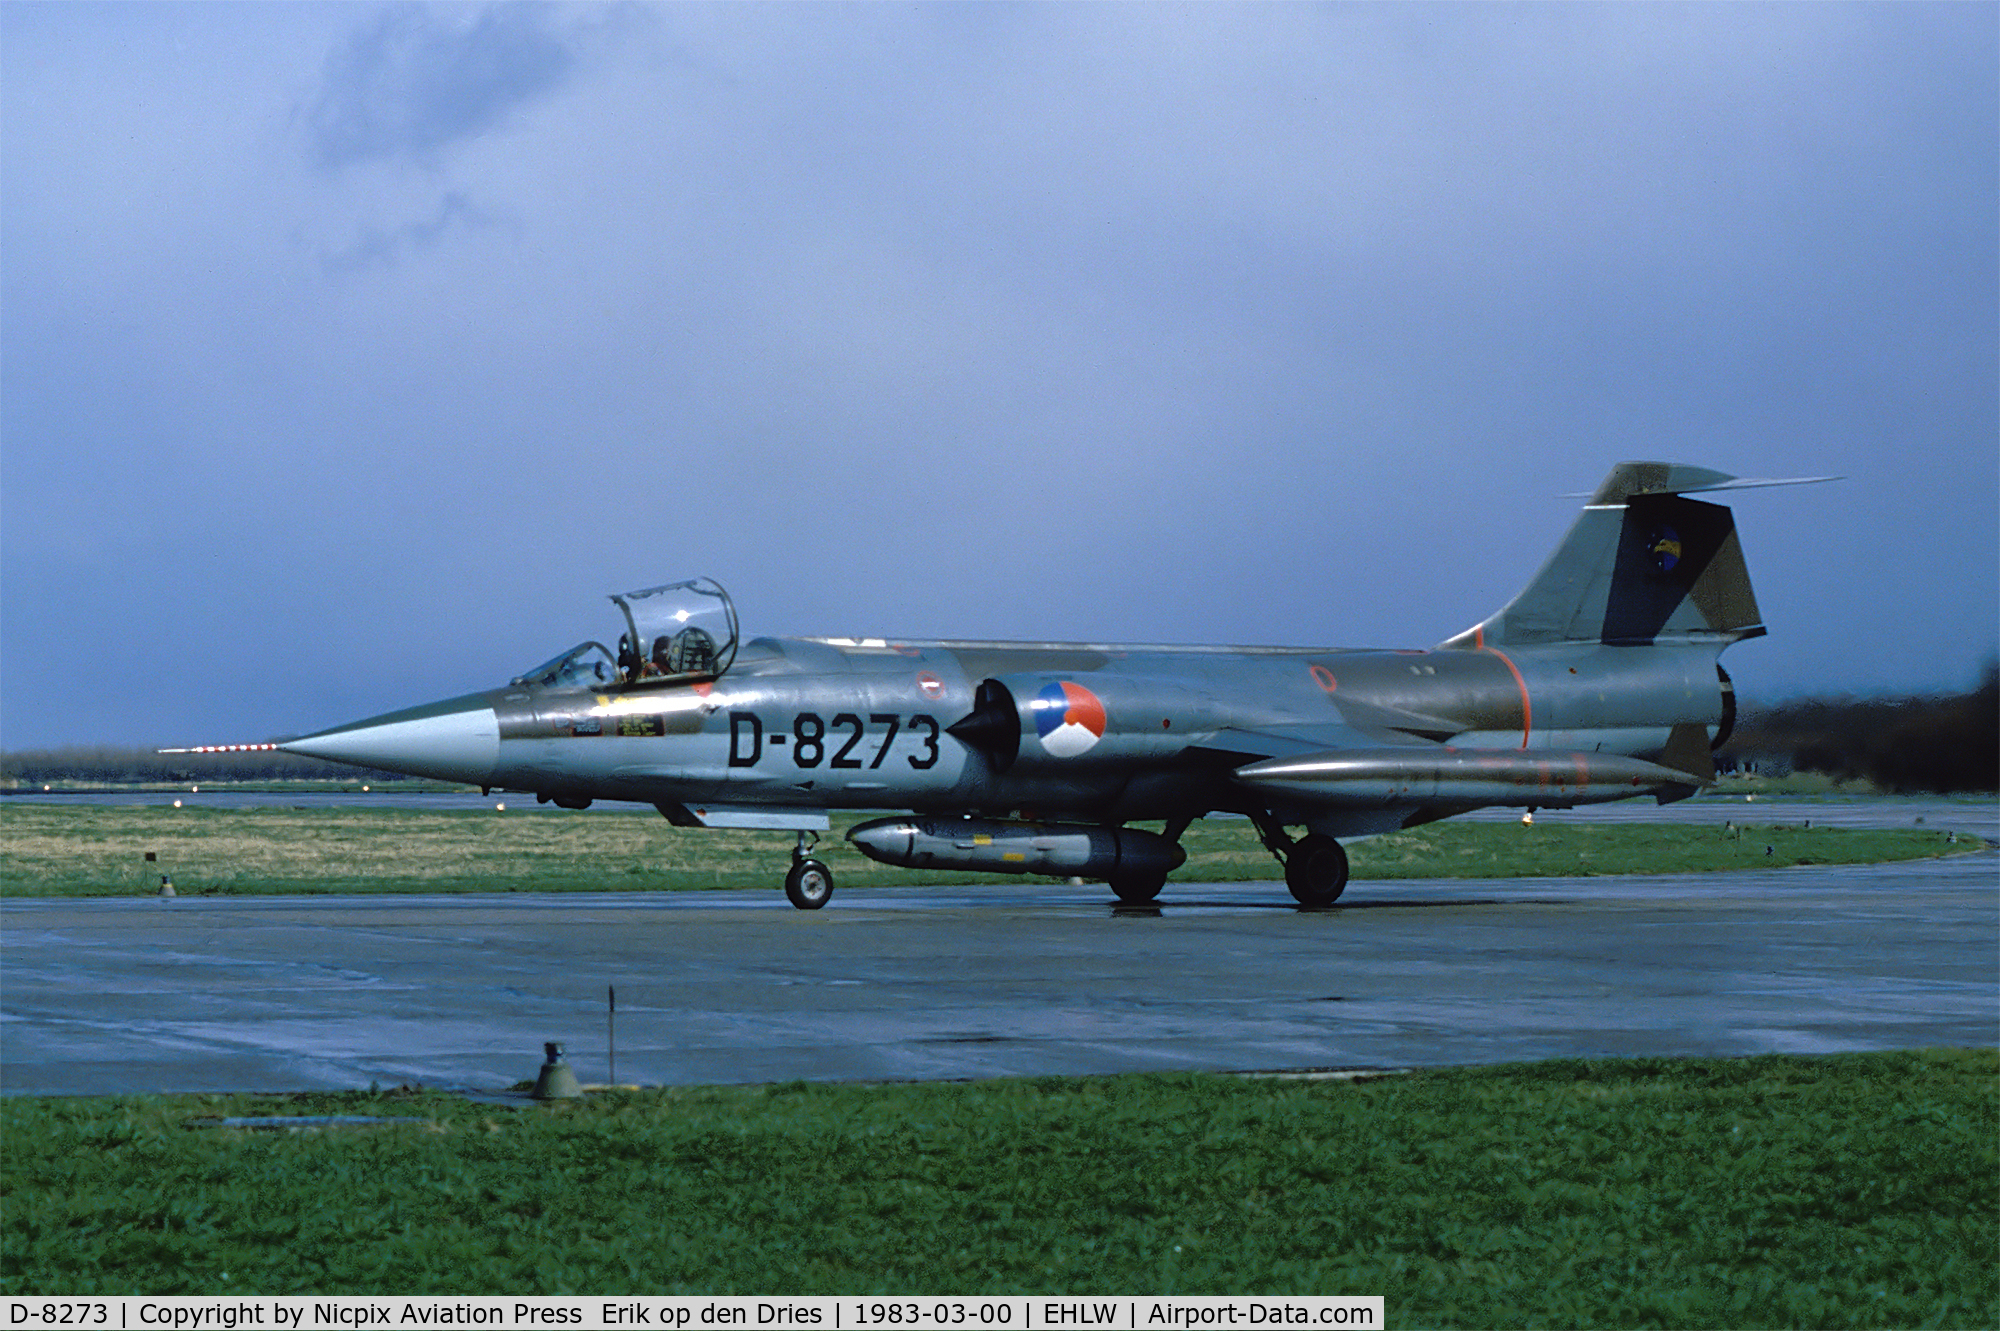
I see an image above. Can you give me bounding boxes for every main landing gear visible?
[1107,869,1167,904]
[1251,813,1349,907]
[785,831,834,910]
[1106,813,1191,905]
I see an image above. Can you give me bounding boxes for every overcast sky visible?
[3,2,1994,750]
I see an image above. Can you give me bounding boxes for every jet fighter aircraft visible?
[239,462,1820,909]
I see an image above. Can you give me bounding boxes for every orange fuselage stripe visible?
[1480,646,1533,750]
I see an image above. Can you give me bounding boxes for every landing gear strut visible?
[1251,813,1349,907]
[785,831,834,910]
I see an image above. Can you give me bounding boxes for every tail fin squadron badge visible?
[1650,527,1682,573]
[1032,681,1108,757]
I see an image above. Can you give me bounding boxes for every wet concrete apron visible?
[4,850,1994,1095]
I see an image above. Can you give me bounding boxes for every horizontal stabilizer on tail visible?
[1567,467,1843,501]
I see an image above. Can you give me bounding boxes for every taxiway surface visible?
[4,851,1995,1096]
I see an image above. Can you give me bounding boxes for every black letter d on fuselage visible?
[728,712,762,766]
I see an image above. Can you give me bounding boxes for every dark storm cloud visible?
[304,3,578,169]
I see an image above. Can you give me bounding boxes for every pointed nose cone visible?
[281,693,499,785]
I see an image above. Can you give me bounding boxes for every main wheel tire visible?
[784,858,834,910]
[1108,871,1166,904]
[1284,834,1349,907]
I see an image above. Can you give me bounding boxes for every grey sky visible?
[3,2,1994,750]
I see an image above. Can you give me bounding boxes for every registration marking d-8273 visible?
[728,713,940,770]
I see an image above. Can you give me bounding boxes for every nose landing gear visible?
[784,831,834,910]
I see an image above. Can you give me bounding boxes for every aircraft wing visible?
[1186,722,1436,765]
[1187,691,1461,766]
[1230,745,1705,809]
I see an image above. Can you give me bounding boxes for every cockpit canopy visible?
[612,577,738,682]
[512,577,739,692]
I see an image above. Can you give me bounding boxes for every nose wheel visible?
[785,831,834,910]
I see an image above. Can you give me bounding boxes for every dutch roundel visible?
[1033,681,1108,758]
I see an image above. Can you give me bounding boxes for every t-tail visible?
[1441,461,1835,651]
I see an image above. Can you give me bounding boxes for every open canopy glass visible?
[609,577,739,684]
[512,578,739,692]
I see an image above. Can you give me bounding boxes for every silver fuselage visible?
[287,634,1728,839]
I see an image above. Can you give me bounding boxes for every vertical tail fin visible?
[1442,462,1831,650]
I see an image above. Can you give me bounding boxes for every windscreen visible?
[512,642,618,691]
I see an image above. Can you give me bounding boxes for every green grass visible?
[0,804,1982,897]
[3,1050,1993,1326]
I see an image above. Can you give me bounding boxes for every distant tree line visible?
[0,746,411,786]
[1718,663,1998,794]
